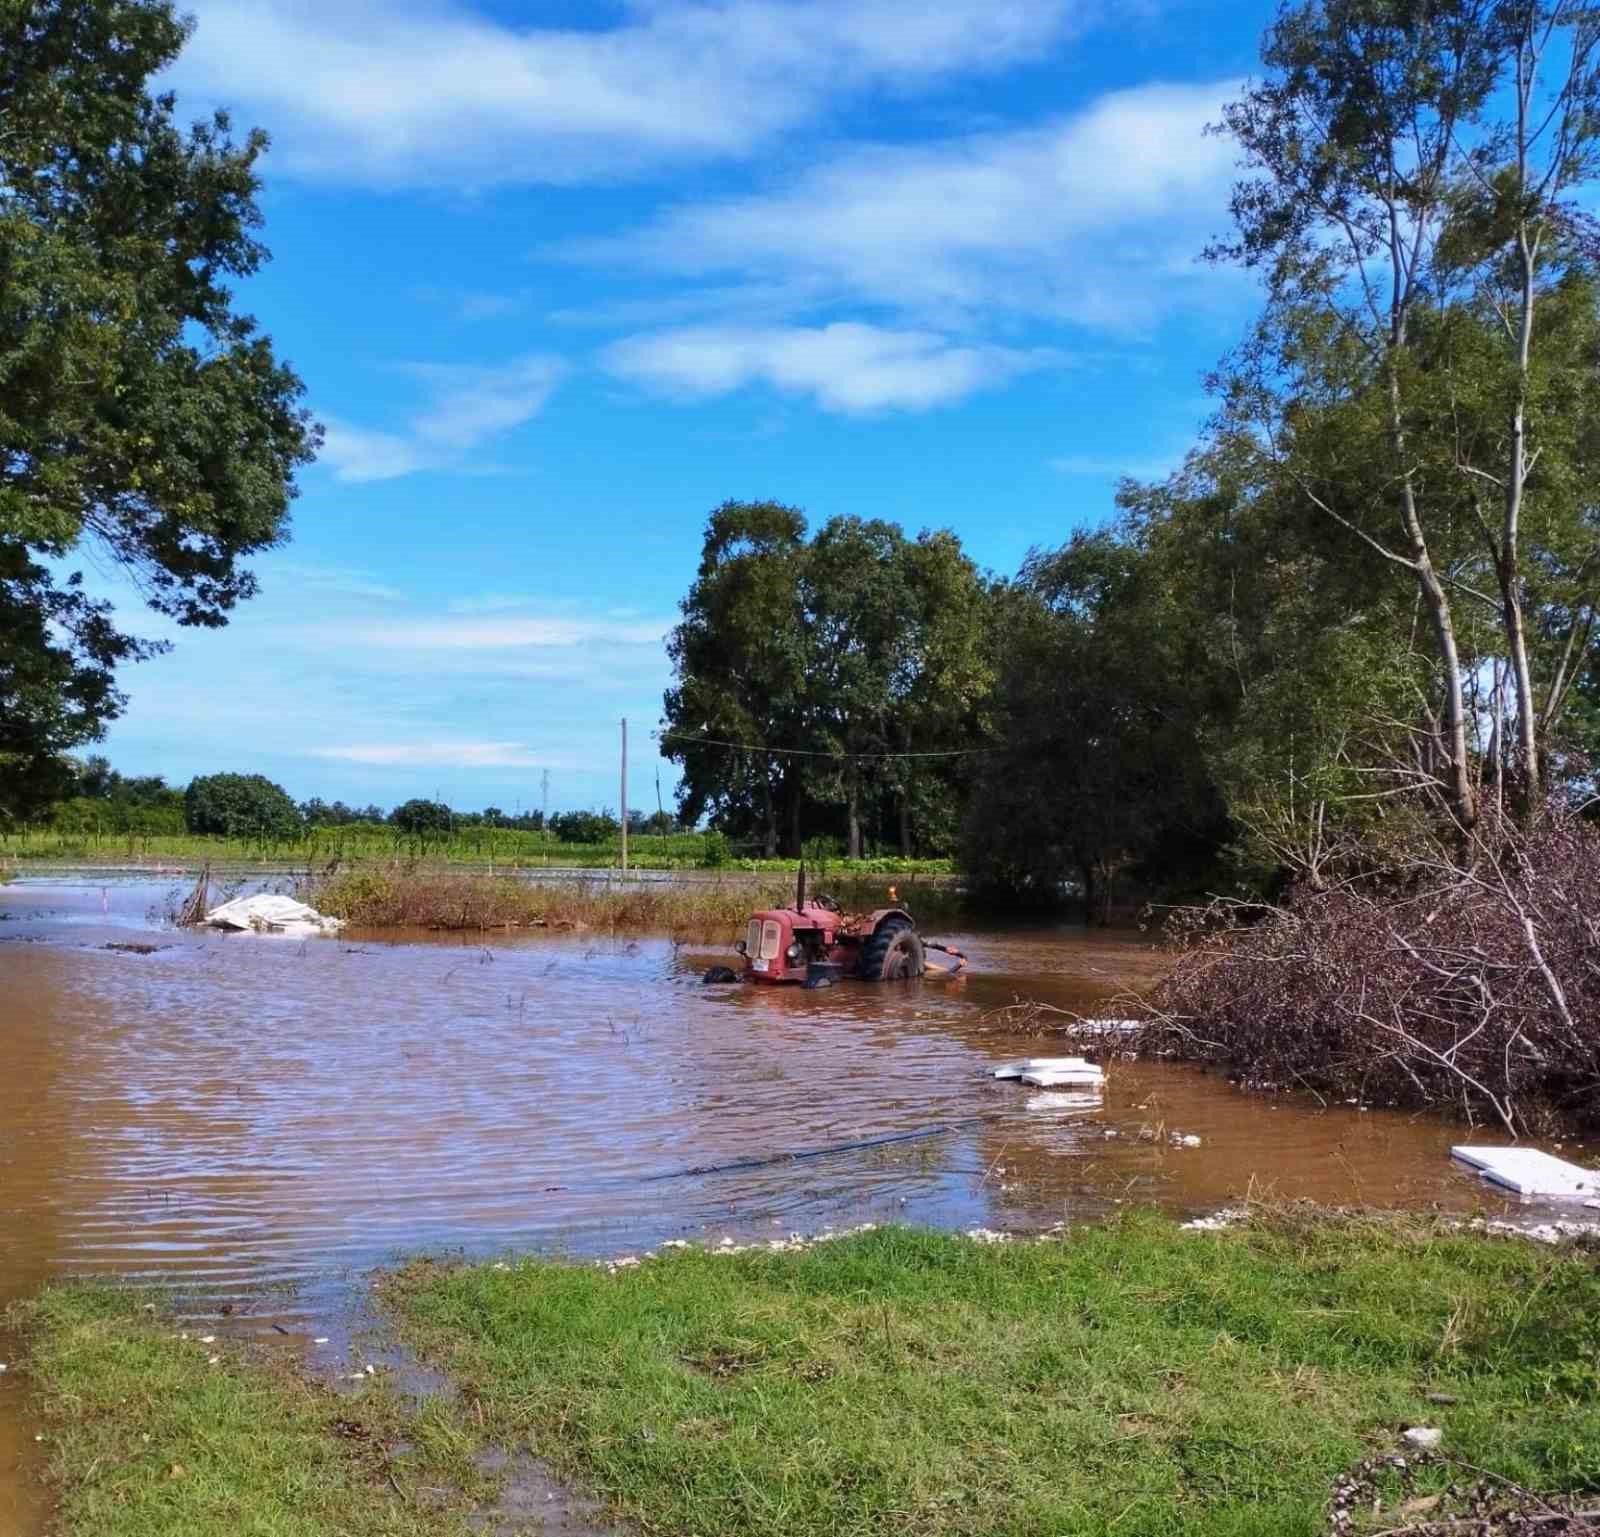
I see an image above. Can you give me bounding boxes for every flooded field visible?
[1,873,1572,1531]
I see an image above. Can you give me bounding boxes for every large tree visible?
[1215,0,1600,822]
[662,501,809,857]
[662,503,995,858]
[0,0,318,820]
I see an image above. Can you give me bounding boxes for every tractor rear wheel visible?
[859,918,925,981]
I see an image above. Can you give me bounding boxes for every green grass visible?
[0,826,956,876]
[386,1213,1600,1537]
[8,1287,486,1537]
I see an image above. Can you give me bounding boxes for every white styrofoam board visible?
[1021,1068,1105,1088]
[992,1057,1091,1080]
[1451,1146,1600,1198]
[1026,1091,1103,1112]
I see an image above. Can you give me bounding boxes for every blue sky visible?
[90,0,1270,814]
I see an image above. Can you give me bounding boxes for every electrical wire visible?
[654,730,999,761]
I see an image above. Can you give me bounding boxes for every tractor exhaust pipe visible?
[796,860,806,912]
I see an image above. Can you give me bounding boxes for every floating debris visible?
[992,1056,1094,1080]
[1452,1146,1599,1198]
[1026,1090,1103,1112]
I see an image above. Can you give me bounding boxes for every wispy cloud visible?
[305,741,558,769]
[271,561,404,602]
[330,616,670,650]
[573,81,1240,333]
[446,593,549,615]
[413,285,536,322]
[605,323,1055,413]
[171,0,1085,188]
[320,355,565,483]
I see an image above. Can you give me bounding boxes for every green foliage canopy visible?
[662,501,996,859]
[0,0,319,821]
[184,771,301,839]
[389,798,453,837]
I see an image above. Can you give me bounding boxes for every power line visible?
[654,730,1000,761]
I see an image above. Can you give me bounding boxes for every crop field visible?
[0,825,956,877]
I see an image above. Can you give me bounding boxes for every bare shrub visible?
[1148,806,1600,1135]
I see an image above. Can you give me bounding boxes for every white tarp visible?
[204,894,344,937]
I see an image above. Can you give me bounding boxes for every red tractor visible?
[705,870,965,987]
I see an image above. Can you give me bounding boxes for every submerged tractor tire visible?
[859,918,925,981]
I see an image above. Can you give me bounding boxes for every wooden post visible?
[620,716,629,875]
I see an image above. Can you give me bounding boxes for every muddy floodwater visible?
[1,874,1578,1531]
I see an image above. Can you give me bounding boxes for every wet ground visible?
[2,874,1586,1532]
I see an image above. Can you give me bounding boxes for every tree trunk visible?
[846,766,862,860]
[1500,25,1542,809]
[898,789,912,860]
[1503,575,1540,806]
[1080,861,1096,928]
[786,766,803,858]
[1500,202,1540,808]
[761,765,777,859]
[1389,358,1478,829]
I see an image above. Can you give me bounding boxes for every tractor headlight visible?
[785,943,803,963]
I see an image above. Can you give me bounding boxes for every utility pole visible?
[540,770,549,841]
[620,716,629,874]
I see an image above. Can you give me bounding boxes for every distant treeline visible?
[36,759,675,845]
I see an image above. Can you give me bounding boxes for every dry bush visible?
[1148,806,1600,1135]
[306,865,786,938]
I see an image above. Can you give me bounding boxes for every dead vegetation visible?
[302,863,961,939]
[1144,806,1600,1135]
[306,865,787,938]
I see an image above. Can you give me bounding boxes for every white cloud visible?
[170,0,1084,187]
[605,322,1053,413]
[575,80,1240,331]
[320,355,564,483]
[305,741,556,768]
[332,616,670,650]
[271,561,404,601]
[318,423,428,484]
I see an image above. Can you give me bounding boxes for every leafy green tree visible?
[390,798,452,837]
[184,772,301,839]
[1214,0,1600,819]
[1,0,318,817]
[548,809,619,843]
[962,532,1226,916]
[663,503,997,858]
[663,501,809,857]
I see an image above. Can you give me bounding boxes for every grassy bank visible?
[386,1212,1600,1537]
[304,864,965,934]
[0,825,955,876]
[7,1287,484,1537]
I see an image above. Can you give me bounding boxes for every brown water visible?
[2,875,1572,1531]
